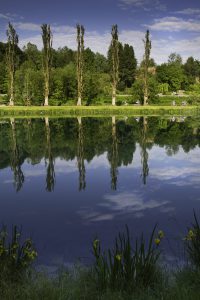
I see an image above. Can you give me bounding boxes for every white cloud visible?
[52,25,76,34]
[0,13,24,21]
[119,0,166,11]
[152,36,200,63]
[0,13,10,20]
[14,22,41,31]
[151,167,200,181]
[78,191,172,223]
[120,0,149,7]
[149,16,200,32]
[14,22,76,34]
[176,8,200,16]
[103,192,169,212]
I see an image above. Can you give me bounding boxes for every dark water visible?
[0,116,200,270]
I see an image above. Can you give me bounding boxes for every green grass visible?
[0,105,199,118]
[1,266,200,300]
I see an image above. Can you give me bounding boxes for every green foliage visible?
[189,83,200,94]
[184,211,200,269]
[92,225,163,292]
[52,46,75,68]
[108,42,137,91]
[184,57,200,85]
[132,76,159,104]
[23,42,42,70]
[0,225,37,281]
[84,73,99,105]
[187,95,200,106]
[168,53,182,65]
[0,67,8,94]
[51,63,77,103]
[119,43,137,90]
[158,83,169,94]
[157,53,185,92]
[15,65,44,105]
[156,63,186,92]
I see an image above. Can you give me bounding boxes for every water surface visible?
[0,116,200,269]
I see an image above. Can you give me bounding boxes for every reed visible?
[92,225,164,291]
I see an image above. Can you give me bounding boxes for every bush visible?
[116,100,123,106]
[132,77,159,104]
[187,96,200,105]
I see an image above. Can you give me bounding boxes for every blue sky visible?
[0,0,200,63]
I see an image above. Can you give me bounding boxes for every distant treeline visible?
[0,23,200,106]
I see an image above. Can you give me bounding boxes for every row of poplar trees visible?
[5,22,151,106]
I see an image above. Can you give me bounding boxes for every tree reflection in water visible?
[0,116,199,192]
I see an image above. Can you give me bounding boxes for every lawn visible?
[0,105,199,117]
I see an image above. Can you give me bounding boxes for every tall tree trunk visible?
[9,72,14,106]
[44,76,49,106]
[6,23,18,106]
[77,97,81,106]
[41,24,52,107]
[143,30,151,106]
[111,25,119,106]
[25,72,31,106]
[143,72,148,106]
[76,25,85,106]
[112,84,116,106]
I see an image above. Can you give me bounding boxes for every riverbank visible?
[1,266,200,300]
[0,105,199,117]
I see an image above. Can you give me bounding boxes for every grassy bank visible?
[1,266,200,300]
[0,105,199,118]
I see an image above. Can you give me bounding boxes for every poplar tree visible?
[111,25,119,106]
[143,30,151,105]
[41,24,52,106]
[6,23,18,106]
[76,24,85,106]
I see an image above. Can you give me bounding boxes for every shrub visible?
[187,96,200,105]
